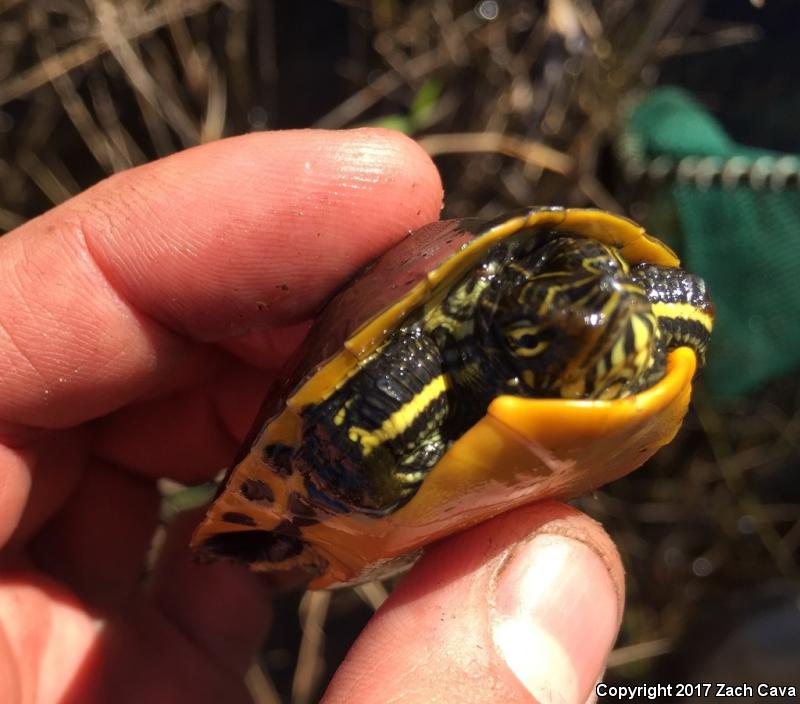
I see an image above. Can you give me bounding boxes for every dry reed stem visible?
[418,131,574,175]
[0,0,223,107]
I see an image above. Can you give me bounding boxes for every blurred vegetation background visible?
[1,1,798,702]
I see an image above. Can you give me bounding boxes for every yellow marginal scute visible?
[263,405,303,448]
[559,209,680,267]
[348,374,448,455]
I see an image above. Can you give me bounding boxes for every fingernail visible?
[491,534,620,704]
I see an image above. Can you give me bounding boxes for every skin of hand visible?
[0,128,625,704]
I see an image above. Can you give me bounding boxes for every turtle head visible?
[488,235,713,400]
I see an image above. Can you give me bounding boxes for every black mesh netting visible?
[619,87,800,397]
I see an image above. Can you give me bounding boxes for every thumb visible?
[323,502,624,704]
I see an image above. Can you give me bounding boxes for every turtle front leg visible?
[298,328,450,514]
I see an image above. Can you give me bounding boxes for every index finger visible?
[0,128,443,431]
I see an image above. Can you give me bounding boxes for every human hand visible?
[0,128,624,703]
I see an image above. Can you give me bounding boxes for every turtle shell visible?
[192,207,699,588]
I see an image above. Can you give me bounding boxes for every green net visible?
[618,87,800,397]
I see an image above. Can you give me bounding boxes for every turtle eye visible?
[496,313,582,396]
[503,319,551,360]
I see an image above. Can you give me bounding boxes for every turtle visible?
[191,207,713,588]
